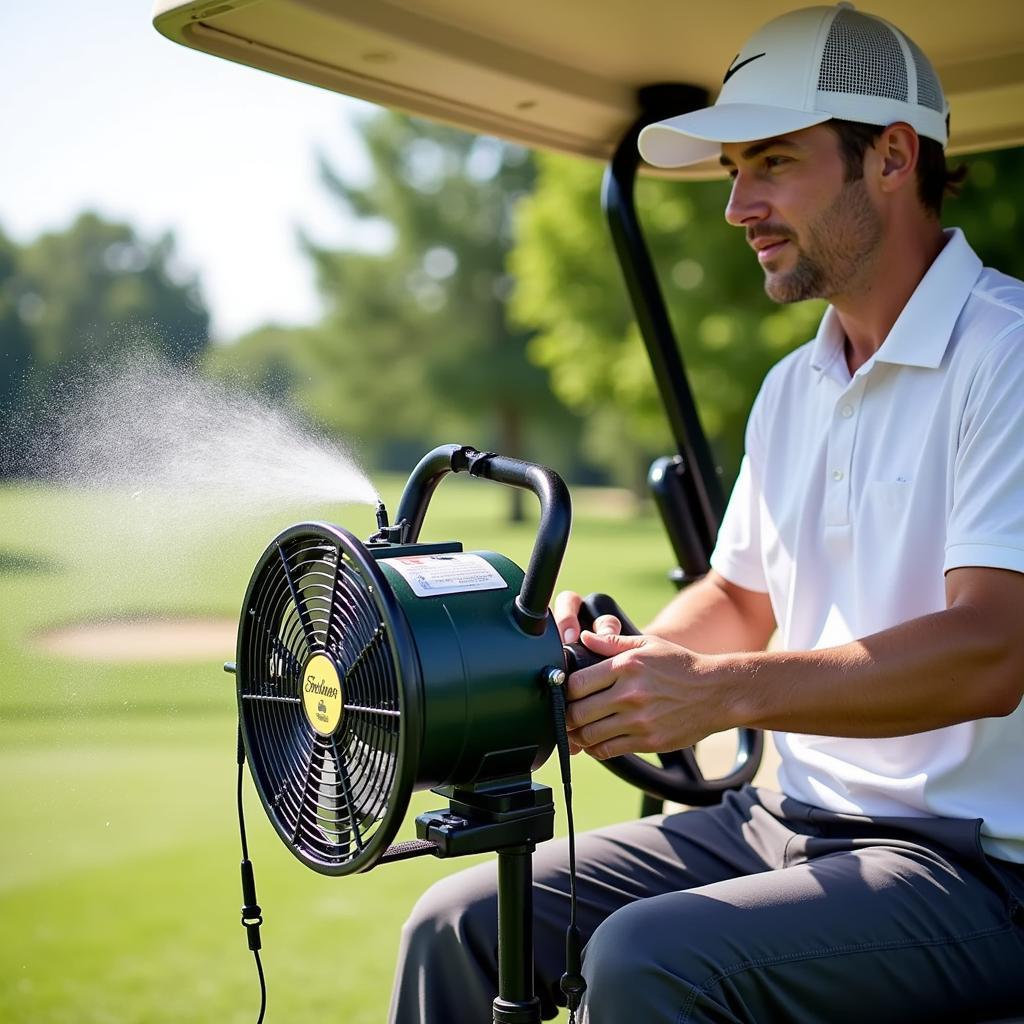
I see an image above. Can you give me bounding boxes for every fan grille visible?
[238,527,412,873]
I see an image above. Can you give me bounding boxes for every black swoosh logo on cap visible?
[723,52,766,84]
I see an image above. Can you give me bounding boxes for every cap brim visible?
[638,103,832,168]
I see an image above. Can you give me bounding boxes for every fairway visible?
[1,474,704,1023]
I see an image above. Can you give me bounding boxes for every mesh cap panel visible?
[818,9,908,102]
[905,35,945,112]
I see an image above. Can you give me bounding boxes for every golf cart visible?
[151,1,1024,1020]
[153,0,1024,804]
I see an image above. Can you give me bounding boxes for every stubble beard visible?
[763,178,883,305]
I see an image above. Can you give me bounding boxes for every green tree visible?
[204,322,317,405]
[951,147,1024,278]
[0,227,36,475]
[0,226,33,414]
[0,212,209,476]
[14,211,209,378]
[303,112,585,516]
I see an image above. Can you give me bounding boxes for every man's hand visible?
[553,589,622,644]
[563,630,732,760]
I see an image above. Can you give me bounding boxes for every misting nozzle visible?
[368,500,409,545]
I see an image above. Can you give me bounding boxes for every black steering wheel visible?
[562,593,763,807]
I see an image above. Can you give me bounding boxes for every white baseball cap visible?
[638,3,949,168]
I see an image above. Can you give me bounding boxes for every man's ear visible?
[872,122,920,195]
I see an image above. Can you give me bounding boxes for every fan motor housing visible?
[375,543,559,790]
[236,518,562,875]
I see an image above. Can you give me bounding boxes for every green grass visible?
[0,475,679,1023]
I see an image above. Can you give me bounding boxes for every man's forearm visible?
[646,570,775,655]
[721,603,1023,738]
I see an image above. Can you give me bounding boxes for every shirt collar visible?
[808,228,984,379]
[808,306,847,382]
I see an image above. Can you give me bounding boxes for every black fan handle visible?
[563,593,763,807]
[395,444,571,636]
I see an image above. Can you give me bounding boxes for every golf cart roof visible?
[153,0,1024,174]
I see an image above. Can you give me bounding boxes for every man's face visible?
[719,125,883,304]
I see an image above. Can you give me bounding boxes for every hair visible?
[827,119,968,218]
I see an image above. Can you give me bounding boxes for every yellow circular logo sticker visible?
[302,654,343,736]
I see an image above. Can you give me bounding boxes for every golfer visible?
[390,5,1024,1021]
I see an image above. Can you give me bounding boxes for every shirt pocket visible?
[859,481,914,544]
[865,480,912,513]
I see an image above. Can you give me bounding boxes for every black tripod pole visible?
[492,844,542,1024]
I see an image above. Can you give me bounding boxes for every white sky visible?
[0,1,381,341]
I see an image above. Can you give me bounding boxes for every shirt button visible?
[832,469,844,482]
[841,404,855,418]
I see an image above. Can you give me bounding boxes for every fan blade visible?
[291,743,320,845]
[343,625,386,684]
[330,738,366,851]
[277,541,318,651]
[326,549,348,662]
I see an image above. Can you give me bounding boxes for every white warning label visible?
[387,553,508,598]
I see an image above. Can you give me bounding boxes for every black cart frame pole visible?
[601,84,726,539]
[492,844,542,1024]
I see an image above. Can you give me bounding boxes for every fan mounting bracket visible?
[415,783,555,858]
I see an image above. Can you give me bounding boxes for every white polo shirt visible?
[710,229,1024,861]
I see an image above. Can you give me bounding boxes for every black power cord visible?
[236,726,267,1024]
[547,670,587,1022]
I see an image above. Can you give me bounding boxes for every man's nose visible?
[724,174,771,228]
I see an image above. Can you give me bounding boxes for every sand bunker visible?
[36,617,237,662]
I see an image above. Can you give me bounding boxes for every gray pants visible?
[389,786,1024,1023]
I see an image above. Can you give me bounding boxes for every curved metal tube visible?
[601,84,724,552]
[395,443,462,542]
[395,444,572,635]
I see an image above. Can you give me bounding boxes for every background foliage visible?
[0,213,209,476]
[8,124,1020,499]
[206,112,589,516]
